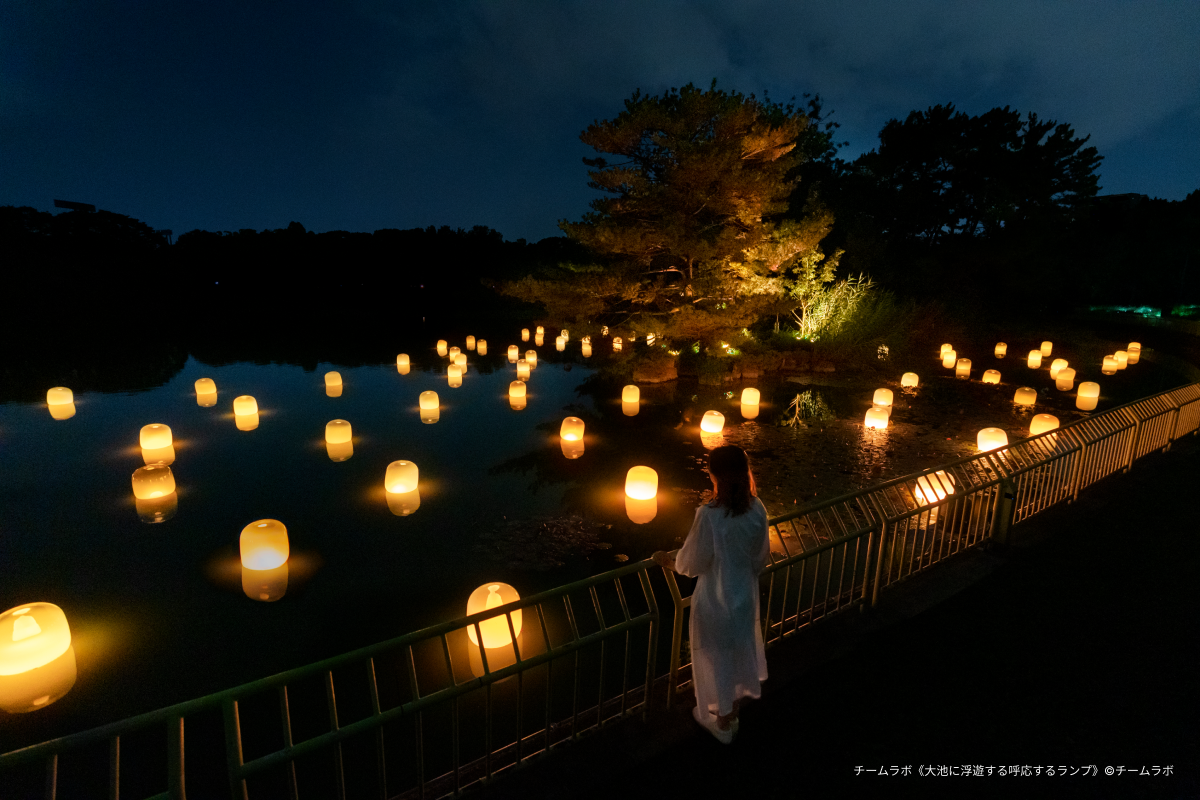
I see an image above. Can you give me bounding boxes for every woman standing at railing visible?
[653,445,770,744]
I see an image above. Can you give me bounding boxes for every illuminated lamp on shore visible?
[556,336,566,351]
[385,460,419,494]
[522,328,530,342]
[1056,367,1076,391]
[561,329,570,341]
[526,350,538,368]
[581,342,592,357]
[467,583,523,649]
[873,388,893,408]
[1013,387,1037,406]
[1126,343,1141,364]
[516,359,530,380]
[613,337,623,352]
[0,603,76,713]
[956,358,971,379]
[437,340,448,357]
[977,427,1008,452]
[1027,351,1043,368]
[477,340,487,356]
[325,371,342,388]
[622,385,640,404]
[1077,382,1100,411]
[325,419,352,444]
[132,465,176,499]
[1040,341,1053,357]
[901,373,919,388]
[140,424,172,450]
[1049,359,1069,379]
[466,335,476,350]
[234,395,258,416]
[560,417,585,442]
[995,343,1007,358]
[913,470,955,505]
[1101,356,1118,375]
[447,364,462,387]
[1030,414,1060,436]
[240,519,289,570]
[941,349,957,368]
[195,378,217,395]
[508,345,519,362]
[864,407,889,430]
[700,411,725,433]
[982,369,1001,384]
[242,563,288,602]
[1114,350,1128,369]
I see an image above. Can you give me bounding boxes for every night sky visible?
[3,1,1198,241]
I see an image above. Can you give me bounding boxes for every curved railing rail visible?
[3,382,1197,799]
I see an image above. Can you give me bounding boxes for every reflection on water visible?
[196,391,217,407]
[0,646,77,714]
[326,384,343,398]
[235,411,260,431]
[142,444,175,465]
[136,492,178,523]
[326,440,354,462]
[700,430,725,450]
[560,439,585,459]
[622,400,639,417]
[420,407,440,424]
[386,488,421,516]
[740,403,759,420]
[242,563,288,602]
[625,496,657,524]
[48,402,77,420]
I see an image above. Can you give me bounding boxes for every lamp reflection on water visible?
[326,384,343,397]
[142,445,176,466]
[1056,367,1076,391]
[516,360,530,380]
[326,440,354,462]
[137,492,178,523]
[325,372,343,396]
[526,350,537,368]
[560,439,585,459]
[508,345,519,362]
[242,563,288,602]
[236,412,260,431]
[448,365,462,388]
[622,400,639,417]
[521,328,530,342]
[49,402,77,420]
[0,603,76,713]
[477,340,487,356]
[535,333,544,347]
[386,489,421,516]
[197,391,217,407]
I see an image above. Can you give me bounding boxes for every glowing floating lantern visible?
[234,395,258,416]
[982,369,1001,384]
[325,372,342,388]
[941,349,957,368]
[1101,356,1117,375]
[419,391,439,411]
[195,378,216,395]
[46,387,73,406]
[131,465,176,499]
[466,335,476,350]
[1013,387,1037,406]
[240,519,289,570]
[453,353,467,371]
[448,347,461,361]
[325,419,352,444]
[560,417,585,442]
[477,340,487,355]
[396,354,410,370]
[1114,350,1128,370]
[1030,414,1060,436]
[742,388,761,405]
[139,424,172,450]
[622,400,639,417]
[242,563,287,602]
[420,408,440,424]
[622,385,640,404]
[536,326,545,335]
[556,336,566,351]
[581,342,592,357]
[900,373,919,388]
[236,413,260,431]
[508,345,519,362]
[977,427,1008,452]
[385,460,419,494]
[516,359,530,380]
[995,343,1007,358]
[613,337,622,352]
[1027,351,1042,369]
[940,344,953,356]
[525,350,537,368]
[509,380,526,399]
[913,470,955,505]
[0,603,76,713]
[1055,367,1076,391]
[1077,382,1100,411]
[1040,341,1053,357]
[873,388,893,407]
[535,333,544,346]
[864,407,889,430]
[625,466,658,500]
[467,583,523,649]
[700,411,725,433]
[956,358,971,379]
[437,340,448,357]
[1126,343,1141,364]
[521,328,530,341]
[1049,359,1069,379]
[447,364,462,387]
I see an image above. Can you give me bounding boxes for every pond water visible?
[0,325,1189,750]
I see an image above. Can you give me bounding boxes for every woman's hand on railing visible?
[652,550,677,573]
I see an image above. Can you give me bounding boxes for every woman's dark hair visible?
[708,445,757,517]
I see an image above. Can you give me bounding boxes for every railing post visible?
[661,565,686,710]
[1123,414,1142,472]
[990,476,1016,547]
[168,716,186,800]
[1165,405,1180,450]
[866,495,889,608]
[222,701,249,800]
[1069,439,1086,502]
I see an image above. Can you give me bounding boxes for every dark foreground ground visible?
[477,435,1200,800]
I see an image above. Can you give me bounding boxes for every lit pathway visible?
[481,436,1200,800]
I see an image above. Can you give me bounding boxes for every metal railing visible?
[3,382,1197,799]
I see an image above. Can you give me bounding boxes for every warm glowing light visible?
[864,407,889,429]
[196,391,217,407]
[236,413,259,431]
[139,424,172,450]
[195,378,216,395]
[509,380,526,398]
[873,388,893,407]
[48,402,76,420]
[0,603,72,677]
[420,408,440,424]
[956,358,971,379]
[995,343,1007,358]
[234,395,258,416]
[385,460,419,494]
[700,411,725,433]
[466,335,476,350]
[325,419,352,444]
[622,400,639,417]
[242,563,287,603]
[397,354,410,370]
[561,329,569,341]
[386,489,421,516]
[448,346,461,361]
[506,345,519,362]
[626,496,657,524]
[437,340,448,357]
[556,336,566,351]
[447,364,462,387]
[536,326,545,335]
[326,440,353,462]
[1049,359,1069,379]
[1101,356,1117,375]
[325,371,342,388]
[1056,367,1076,391]
[521,328,530,341]
[1126,347,1139,365]
[561,439,585,459]
[913,470,955,505]
[240,519,289,570]
[646,333,655,345]
[1040,341,1053,357]
[741,388,761,405]
[477,340,488,355]
[1114,350,1128,369]
[1027,351,1043,369]
[740,404,759,420]
[142,445,175,466]
[625,466,658,500]
[1128,342,1141,352]
[982,369,1001,384]
[560,416,585,441]
[940,343,953,356]
[582,342,592,357]
[622,385,640,404]
[419,391,439,410]
[941,349,957,368]
[900,373,919,388]
[525,350,537,368]
[453,353,467,371]
[1030,414,1060,436]
[1013,387,1037,406]
[613,337,623,352]
[1077,382,1100,411]
[977,427,1008,452]
[46,387,73,406]
[516,359,530,380]
[535,333,544,346]
[131,465,176,499]
[466,583,523,649]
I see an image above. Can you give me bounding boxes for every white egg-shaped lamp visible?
[437,340,448,357]
[466,583,523,649]
[941,349,957,368]
[864,407,889,430]
[385,460,419,494]
[1056,367,1076,391]
[995,343,1007,358]
[46,387,73,406]
[1101,356,1117,375]
[536,326,545,335]
[195,378,216,395]
[1013,387,1037,406]
[741,388,761,405]
[555,336,566,352]
[1077,382,1100,411]
[700,411,725,433]
[131,465,175,499]
[324,371,342,387]
[982,369,1001,384]
[873,388,893,407]
[622,385,640,404]
[508,345,519,362]
[139,423,172,450]
[581,342,592,357]
[955,358,971,379]
[625,466,658,500]
[560,417,585,442]
[233,395,258,416]
[419,390,439,411]
[1027,351,1042,369]
[447,364,462,387]
[466,335,476,350]
[900,373,919,388]
[977,427,1009,452]
[940,343,953,356]
[521,328,530,342]
[525,350,538,368]
[1030,414,1060,436]
[509,380,526,399]
[396,354,410,370]
[476,340,487,356]
[1040,341,1053,357]
[325,419,352,444]
[448,346,460,361]
[1114,350,1128,369]
[1049,359,1069,379]
[0,603,72,677]
[240,519,289,570]
[516,359,530,380]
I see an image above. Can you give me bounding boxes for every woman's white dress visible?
[675,497,771,717]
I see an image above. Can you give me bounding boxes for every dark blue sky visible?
[3,1,1198,242]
